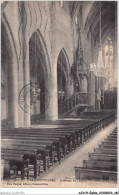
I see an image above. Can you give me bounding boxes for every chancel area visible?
[1,1,117,185]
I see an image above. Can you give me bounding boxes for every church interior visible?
[1,1,117,186]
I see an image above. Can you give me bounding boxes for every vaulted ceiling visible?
[69,1,117,64]
[70,1,117,45]
[84,1,117,44]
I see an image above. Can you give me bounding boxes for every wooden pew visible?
[2,131,74,158]
[2,139,52,173]
[104,137,117,141]
[106,134,117,137]
[101,141,117,145]
[2,134,65,162]
[2,123,92,179]
[1,113,116,180]
[2,148,41,179]
[109,134,117,137]
[107,135,117,139]
[2,143,47,176]
[105,138,117,142]
[2,127,87,151]
[2,133,73,154]
[1,153,29,180]
[111,132,117,134]
[2,131,77,153]
[1,120,98,180]
[83,160,117,171]
[3,121,98,162]
[3,113,107,141]
[3,128,77,154]
[74,123,117,182]
[113,129,117,132]
[88,153,117,162]
[2,118,100,144]
[110,131,117,134]
[94,148,117,155]
[2,127,83,147]
[108,133,117,137]
[2,120,97,148]
[2,117,112,153]
[98,144,117,149]
[1,126,85,173]
[74,167,117,181]
[4,113,111,137]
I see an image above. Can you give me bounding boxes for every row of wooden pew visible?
[1,113,115,180]
[74,127,117,181]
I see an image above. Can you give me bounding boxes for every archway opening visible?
[57,50,68,117]
[29,32,48,124]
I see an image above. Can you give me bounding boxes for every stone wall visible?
[2,1,78,127]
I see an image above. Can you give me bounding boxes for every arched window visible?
[104,37,113,67]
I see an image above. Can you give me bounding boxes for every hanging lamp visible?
[59,51,64,98]
[97,2,104,72]
[96,1,105,76]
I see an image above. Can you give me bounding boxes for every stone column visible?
[88,71,95,111]
[98,76,105,91]
[11,54,19,127]
[21,2,31,127]
[82,76,88,92]
[45,63,58,121]
[17,2,25,127]
[23,42,31,127]
[95,75,99,110]
[18,59,25,127]
[98,76,105,108]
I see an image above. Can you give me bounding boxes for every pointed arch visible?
[29,29,51,78]
[2,13,19,68]
[57,48,70,81]
[1,13,19,127]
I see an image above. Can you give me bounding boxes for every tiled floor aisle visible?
[42,120,117,180]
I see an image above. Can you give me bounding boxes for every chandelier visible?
[58,51,65,99]
[95,2,105,77]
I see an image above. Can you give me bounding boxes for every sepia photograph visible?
[1,0,118,190]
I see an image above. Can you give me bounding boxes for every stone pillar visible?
[23,42,31,127]
[18,59,25,127]
[45,64,58,121]
[82,76,88,92]
[98,76,105,91]
[11,54,19,127]
[95,76,99,110]
[89,71,95,111]
[17,2,25,127]
[98,76,105,108]
[18,2,31,127]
